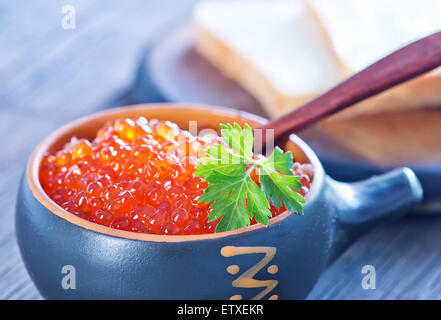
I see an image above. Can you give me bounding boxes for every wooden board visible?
[146,22,267,116]
[142,22,364,157]
[146,21,441,166]
[320,110,441,166]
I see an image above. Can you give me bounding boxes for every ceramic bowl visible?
[16,104,423,299]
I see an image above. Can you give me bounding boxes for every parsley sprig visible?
[195,123,306,232]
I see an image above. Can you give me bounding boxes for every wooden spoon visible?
[259,31,441,147]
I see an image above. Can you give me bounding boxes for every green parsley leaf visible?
[266,146,295,175]
[196,144,246,177]
[195,123,306,232]
[198,172,271,231]
[259,166,305,214]
[220,123,254,158]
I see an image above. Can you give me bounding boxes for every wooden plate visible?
[132,20,441,211]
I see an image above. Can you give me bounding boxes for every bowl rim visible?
[26,103,324,242]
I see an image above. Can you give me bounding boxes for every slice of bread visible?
[194,0,441,119]
[193,0,344,118]
[309,0,441,119]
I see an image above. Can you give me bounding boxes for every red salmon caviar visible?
[39,118,313,235]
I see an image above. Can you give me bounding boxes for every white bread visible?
[193,0,344,118]
[193,0,441,119]
[309,0,441,119]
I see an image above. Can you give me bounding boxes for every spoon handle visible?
[259,31,441,142]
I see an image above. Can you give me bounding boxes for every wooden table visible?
[1,0,441,300]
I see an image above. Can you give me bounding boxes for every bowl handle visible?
[327,167,423,261]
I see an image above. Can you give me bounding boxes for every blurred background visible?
[1,0,441,299]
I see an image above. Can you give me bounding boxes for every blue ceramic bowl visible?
[16,104,423,300]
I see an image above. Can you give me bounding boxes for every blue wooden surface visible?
[1,0,441,300]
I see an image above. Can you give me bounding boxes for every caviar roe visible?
[39,118,313,235]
